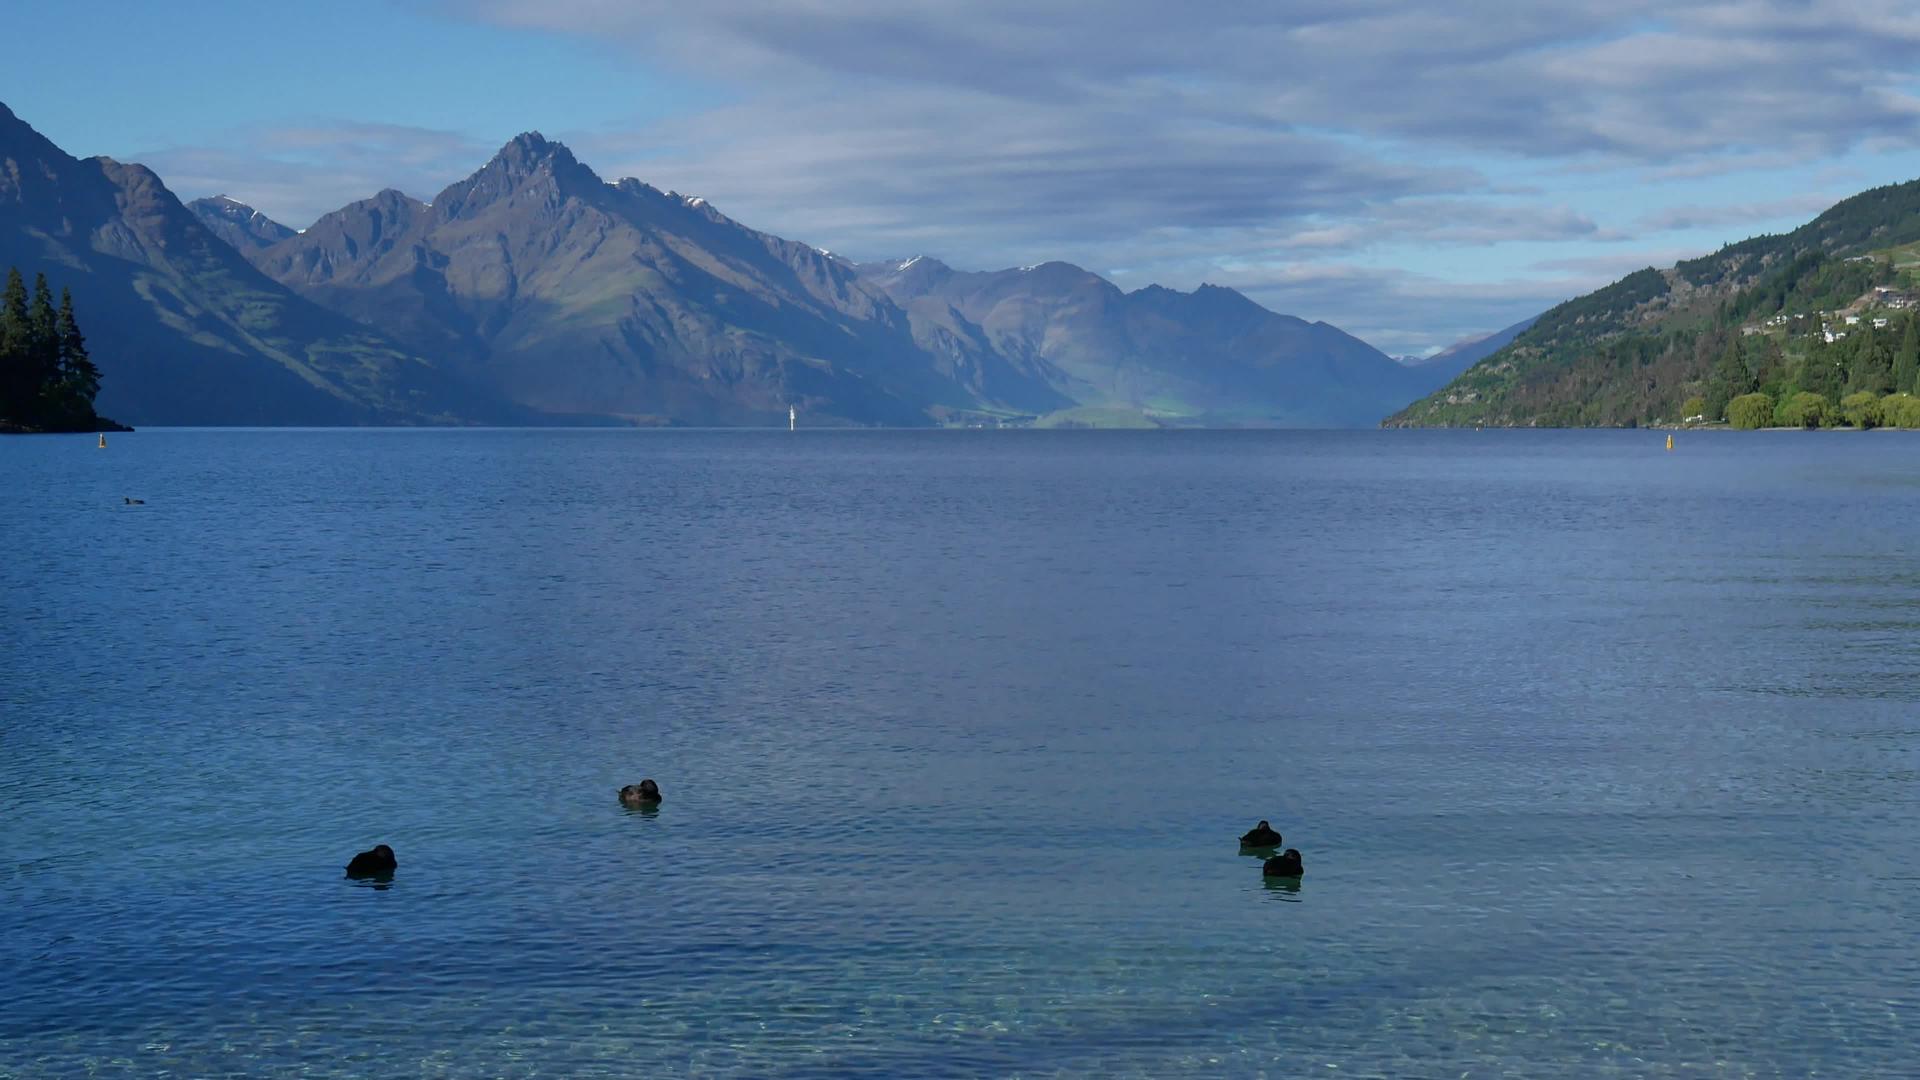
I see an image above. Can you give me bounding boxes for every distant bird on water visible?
[123,497,144,505]
[1262,849,1304,878]
[1239,820,1282,848]
[618,779,662,808]
[345,844,397,879]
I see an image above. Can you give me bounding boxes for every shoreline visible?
[1,417,135,434]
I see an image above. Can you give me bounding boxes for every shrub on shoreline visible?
[1840,391,1882,429]
[1727,392,1774,430]
[1776,391,1831,429]
[1881,393,1920,429]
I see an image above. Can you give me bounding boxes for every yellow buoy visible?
[1666,433,1674,451]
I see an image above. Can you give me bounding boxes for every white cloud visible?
[136,121,495,227]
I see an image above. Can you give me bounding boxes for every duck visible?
[618,779,662,808]
[1239,820,1282,848]
[345,844,397,878]
[123,497,144,505]
[1262,849,1304,878]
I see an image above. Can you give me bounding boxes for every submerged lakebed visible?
[4,428,1918,1077]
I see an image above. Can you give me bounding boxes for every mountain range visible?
[0,100,1466,428]
[0,103,511,426]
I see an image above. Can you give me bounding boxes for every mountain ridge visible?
[212,131,1450,427]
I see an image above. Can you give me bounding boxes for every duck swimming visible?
[124,497,144,505]
[345,844,397,878]
[1239,820,1282,848]
[1262,849,1304,877]
[618,779,662,808]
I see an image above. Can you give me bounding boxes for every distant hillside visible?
[858,257,1438,428]
[1387,180,1920,427]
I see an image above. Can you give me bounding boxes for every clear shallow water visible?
[3,428,1918,1077]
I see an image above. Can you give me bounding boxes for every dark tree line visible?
[0,267,108,431]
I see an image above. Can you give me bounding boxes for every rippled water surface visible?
[5,428,1919,1077]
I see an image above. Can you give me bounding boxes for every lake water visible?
[4,428,1918,1077]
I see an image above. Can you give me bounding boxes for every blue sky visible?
[10,0,1920,355]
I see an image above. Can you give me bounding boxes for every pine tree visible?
[55,288,100,413]
[0,269,105,429]
[1709,337,1755,418]
[1807,343,1846,402]
[0,267,29,421]
[1899,317,1920,397]
[0,268,25,337]
[1757,337,1788,395]
[28,272,59,399]
[1849,330,1894,395]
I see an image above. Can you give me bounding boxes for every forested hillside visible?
[1386,179,1920,428]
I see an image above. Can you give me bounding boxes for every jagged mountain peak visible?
[858,254,955,289]
[367,187,424,208]
[1017,259,1089,277]
[501,130,557,158]
[303,186,426,231]
[613,176,679,207]
[1192,282,1259,307]
[90,157,172,201]
[190,193,248,214]
[187,193,297,251]
[484,131,589,180]
[190,193,280,225]
[430,131,600,220]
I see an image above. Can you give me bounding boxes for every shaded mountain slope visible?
[0,102,510,426]
[859,256,1433,427]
